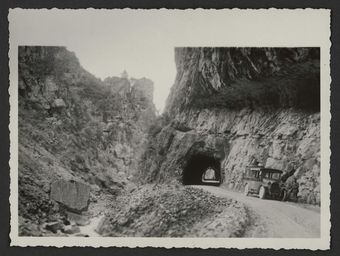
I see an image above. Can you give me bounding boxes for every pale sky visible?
[9,9,330,112]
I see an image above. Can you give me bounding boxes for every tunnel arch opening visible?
[182,154,221,186]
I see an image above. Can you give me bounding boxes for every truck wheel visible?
[280,190,288,201]
[244,184,249,196]
[259,186,266,199]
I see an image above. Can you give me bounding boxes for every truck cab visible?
[242,165,286,200]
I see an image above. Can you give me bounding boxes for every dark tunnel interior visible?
[182,154,221,186]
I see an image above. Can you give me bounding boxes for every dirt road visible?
[194,185,320,238]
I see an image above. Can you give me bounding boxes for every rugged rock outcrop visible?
[141,47,320,204]
[18,46,156,233]
[166,47,320,115]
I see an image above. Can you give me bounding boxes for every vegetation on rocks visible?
[18,46,156,234]
[18,46,321,238]
[142,47,321,205]
[166,47,320,114]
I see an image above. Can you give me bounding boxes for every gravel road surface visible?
[195,186,320,238]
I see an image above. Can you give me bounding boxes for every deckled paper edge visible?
[8,8,331,249]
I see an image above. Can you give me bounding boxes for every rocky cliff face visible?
[18,46,156,228]
[141,47,320,204]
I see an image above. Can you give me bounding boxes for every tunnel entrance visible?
[182,154,221,186]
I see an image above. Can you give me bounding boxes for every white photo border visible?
[8,8,331,249]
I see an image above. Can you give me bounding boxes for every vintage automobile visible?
[242,165,287,200]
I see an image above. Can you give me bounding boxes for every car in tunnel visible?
[242,166,287,200]
[201,167,220,185]
[182,154,221,186]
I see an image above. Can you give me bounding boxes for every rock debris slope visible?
[97,185,249,237]
[141,47,320,204]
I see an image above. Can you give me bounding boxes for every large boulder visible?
[50,179,90,212]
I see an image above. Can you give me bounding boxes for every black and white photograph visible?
[8,9,331,249]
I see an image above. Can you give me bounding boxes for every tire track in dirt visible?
[194,186,320,238]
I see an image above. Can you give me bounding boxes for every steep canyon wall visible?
[141,47,320,204]
[18,46,156,224]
